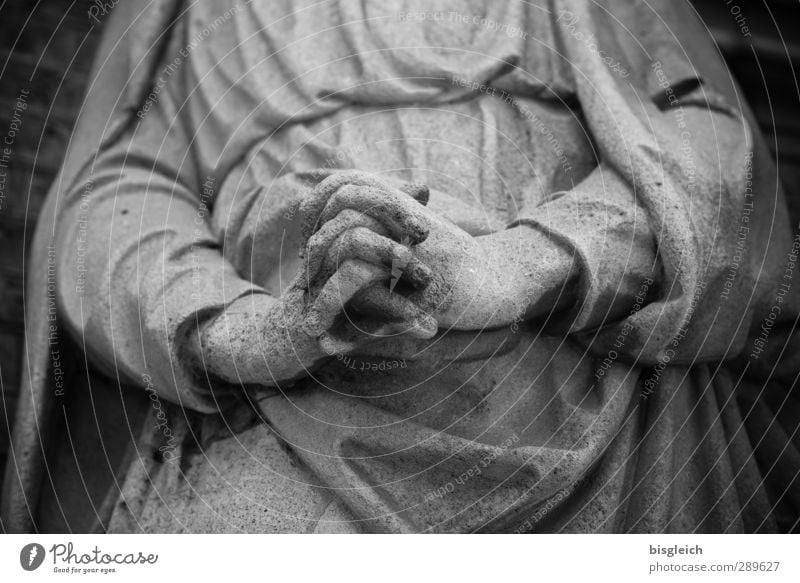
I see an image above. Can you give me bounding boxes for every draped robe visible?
[4,0,799,533]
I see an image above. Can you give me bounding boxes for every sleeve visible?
[511,162,660,334]
[527,0,785,365]
[512,92,751,344]
[54,73,267,414]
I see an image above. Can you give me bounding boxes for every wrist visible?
[480,225,578,323]
[197,292,323,386]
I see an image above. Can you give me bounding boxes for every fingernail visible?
[400,183,430,205]
[320,334,357,355]
[414,185,430,205]
[303,313,322,337]
[403,315,437,339]
[418,315,438,337]
[409,220,429,245]
[407,260,433,287]
[319,334,339,355]
[394,245,412,267]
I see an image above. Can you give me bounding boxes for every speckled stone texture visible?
[4,0,800,533]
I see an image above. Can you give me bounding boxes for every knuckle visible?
[339,259,360,276]
[350,226,374,243]
[333,184,358,198]
[336,233,358,258]
[337,208,362,223]
[317,172,347,192]
[308,229,323,246]
[307,232,327,253]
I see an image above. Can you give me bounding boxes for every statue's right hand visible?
[195,170,439,387]
[203,255,438,387]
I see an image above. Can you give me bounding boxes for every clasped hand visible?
[291,171,521,355]
[198,170,574,386]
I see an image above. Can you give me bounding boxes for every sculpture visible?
[3,0,799,533]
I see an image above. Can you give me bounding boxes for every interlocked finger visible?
[318,184,429,244]
[320,227,433,288]
[303,259,389,337]
[318,288,437,355]
[301,171,393,240]
[302,209,387,281]
[350,286,437,338]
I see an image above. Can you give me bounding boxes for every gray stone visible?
[3,0,799,533]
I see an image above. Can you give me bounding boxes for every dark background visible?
[1,0,799,472]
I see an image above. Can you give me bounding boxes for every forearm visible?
[508,164,660,333]
[471,226,580,328]
[191,291,326,386]
[54,103,266,412]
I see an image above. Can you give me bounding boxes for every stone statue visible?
[4,0,799,533]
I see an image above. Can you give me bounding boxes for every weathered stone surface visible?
[3,0,799,533]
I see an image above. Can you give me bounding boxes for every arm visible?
[56,91,436,410]
[301,98,750,345]
[54,83,262,413]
